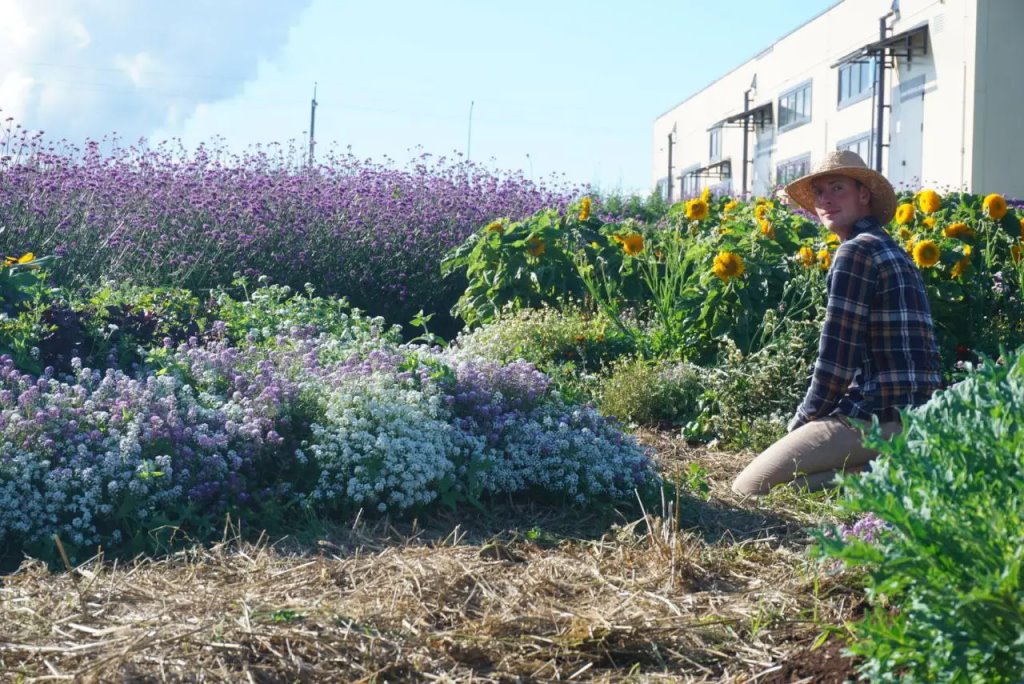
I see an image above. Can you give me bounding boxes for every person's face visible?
[811,174,872,238]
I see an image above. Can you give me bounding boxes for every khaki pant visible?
[731,416,902,496]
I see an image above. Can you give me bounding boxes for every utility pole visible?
[666,131,674,203]
[875,3,898,173]
[467,100,474,161]
[308,83,318,166]
[666,122,676,203]
[874,17,887,172]
[742,74,757,198]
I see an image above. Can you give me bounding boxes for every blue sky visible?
[1,0,836,193]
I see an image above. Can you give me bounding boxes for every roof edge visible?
[654,0,847,121]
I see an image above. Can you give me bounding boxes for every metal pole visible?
[467,100,474,161]
[667,132,674,203]
[308,83,318,166]
[874,18,887,172]
[741,90,751,197]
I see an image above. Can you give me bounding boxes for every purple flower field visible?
[0,124,578,327]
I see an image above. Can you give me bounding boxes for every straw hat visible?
[784,150,897,225]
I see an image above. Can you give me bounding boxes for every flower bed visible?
[0,128,578,327]
[0,285,656,563]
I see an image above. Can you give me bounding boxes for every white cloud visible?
[0,72,34,122]
[0,0,37,52]
[0,0,313,143]
[113,52,160,89]
[68,19,92,50]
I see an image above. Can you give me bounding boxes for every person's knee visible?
[731,471,771,497]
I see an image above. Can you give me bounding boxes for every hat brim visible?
[785,166,897,225]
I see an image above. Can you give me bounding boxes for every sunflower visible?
[621,232,645,256]
[526,236,545,257]
[700,187,712,203]
[754,203,770,222]
[1019,217,1024,239]
[485,219,506,234]
[923,216,936,229]
[825,232,840,247]
[797,246,816,268]
[917,189,942,215]
[1012,244,1023,264]
[898,226,913,241]
[912,239,941,268]
[983,193,1008,220]
[759,219,775,239]
[894,203,915,225]
[578,196,592,222]
[817,249,832,271]
[3,252,34,266]
[951,246,972,278]
[712,251,745,282]
[943,222,975,241]
[723,199,738,215]
[685,198,709,221]
[951,257,970,279]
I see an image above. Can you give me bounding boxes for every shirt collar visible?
[848,215,882,238]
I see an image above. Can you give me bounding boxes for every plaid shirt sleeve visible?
[789,240,876,431]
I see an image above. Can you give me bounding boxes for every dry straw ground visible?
[1,431,863,682]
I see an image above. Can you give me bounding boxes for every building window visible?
[681,170,701,199]
[778,81,812,131]
[838,58,875,107]
[837,133,872,163]
[709,127,722,162]
[776,154,811,185]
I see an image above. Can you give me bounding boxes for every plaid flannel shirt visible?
[790,216,941,431]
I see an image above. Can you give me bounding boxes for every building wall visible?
[653,0,997,199]
[970,0,1024,196]
[888,0,977,192]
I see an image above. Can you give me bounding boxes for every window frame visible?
[775,153,812,186]
[778,80,813,132]
[709,126,722,163]
[837,58,875,109]
[836,132,873,163]
[679,165,702,199]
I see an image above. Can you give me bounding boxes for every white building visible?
[652,0,1024,202]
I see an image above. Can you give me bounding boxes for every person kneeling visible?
[732,151,941,496]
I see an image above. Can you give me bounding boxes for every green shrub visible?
[597,356,705,427]
[211,276,402,350]
[705,314,819,450]
[0,253,57,373]
[818,352,1024,683]
[450,304,635,401]
[596,190,670,223]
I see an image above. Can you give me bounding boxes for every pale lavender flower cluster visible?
[450,359,553,427]
[0,299,657,553]
[836,512,892,545]
[443,357,654,502]
[0,344,303,549]
[0,130,579,324]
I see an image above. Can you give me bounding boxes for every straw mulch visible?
[0,432,863,682]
